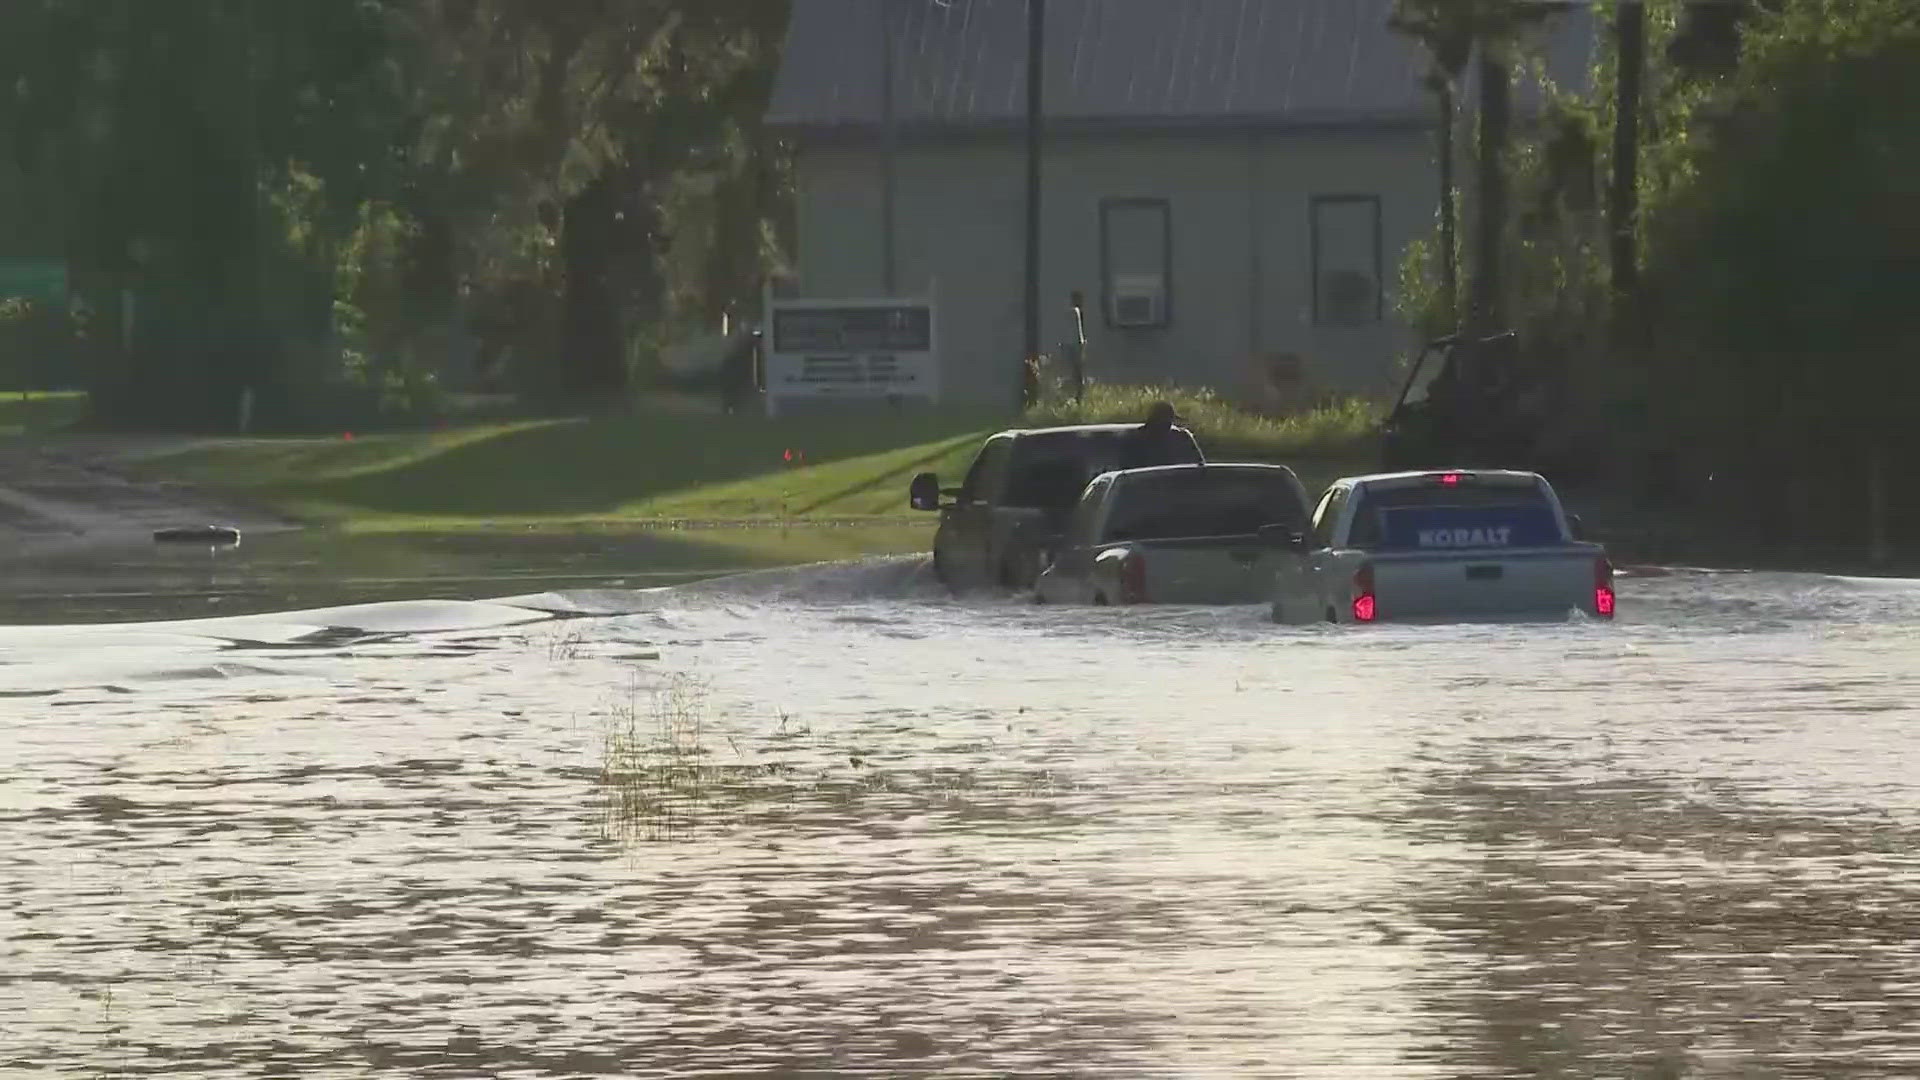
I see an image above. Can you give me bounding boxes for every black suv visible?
[909,424,1204,592]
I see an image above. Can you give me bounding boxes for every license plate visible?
[1465,564,1504,581]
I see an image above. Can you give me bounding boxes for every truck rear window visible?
[1104,472,1306,541]
[1348,481,1563,550]
[1003,429,1203,509]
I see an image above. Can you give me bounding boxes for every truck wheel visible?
[1325,606,1338,624]
[1000,548,1039,592]
[1269,600,1284,624]
[1093,592,1110,607]
[932,541,953,589]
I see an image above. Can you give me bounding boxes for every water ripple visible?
[3,569,1919,1074]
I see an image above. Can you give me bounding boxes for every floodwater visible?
[4,561,1920,1076]
[0,524,928,625]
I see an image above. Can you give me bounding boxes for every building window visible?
[1099,198,1171,330]
[1310,195,1383,327]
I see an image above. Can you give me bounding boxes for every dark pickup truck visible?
[909,423,1205,592]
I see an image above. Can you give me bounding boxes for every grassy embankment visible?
[0,390,88,437]
[113,388,1381,568]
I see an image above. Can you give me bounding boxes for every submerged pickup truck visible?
[1033,463,1314,605]
[1269,469,1615,624]
[910,423,1204,593]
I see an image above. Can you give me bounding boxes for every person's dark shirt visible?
[1118,424,1188,470]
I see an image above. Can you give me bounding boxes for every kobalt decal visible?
[1416,526,1513,548]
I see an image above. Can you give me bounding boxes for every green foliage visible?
[0,298,81,393]
[1394,238,1455,347]
[0,0,408,428]
[1023,382,1384,461]
[0,0,793,430]
[1402,0,1920,540]
[1501,93,1610,384]
[326,199,447,420]
[1390,0,1556,75]
[1635,0,1920,513]
[388,0,795,400]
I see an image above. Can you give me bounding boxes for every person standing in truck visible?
[1119,400,1191,469]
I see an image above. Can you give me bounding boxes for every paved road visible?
[0,437,297,560]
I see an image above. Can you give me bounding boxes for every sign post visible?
[764,295,938,417]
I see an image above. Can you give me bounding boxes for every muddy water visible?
[0,524,928,625]
[4,563,1920,1076]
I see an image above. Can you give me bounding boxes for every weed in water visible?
[598,671,796,844]
[543,622,590,661]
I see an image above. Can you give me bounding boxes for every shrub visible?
[1022,381,1383,460]
[0,298,80,392]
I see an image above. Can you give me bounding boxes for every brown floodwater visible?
[0,525,927,625]
[3,561,1919,1075]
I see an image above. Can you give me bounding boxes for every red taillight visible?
[1120,552,1148,604]
[1439,472,1461,486]
[1353,562,1377,623]
[1594,556,1616,618]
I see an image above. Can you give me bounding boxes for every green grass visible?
[0,390,87,437]
[129,407,1003,532]
[123,387,1383,534]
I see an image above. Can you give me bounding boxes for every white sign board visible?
[763,294,937,415]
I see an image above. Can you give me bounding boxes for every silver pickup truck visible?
[1269,469,1615,624]
[1032,463,1314,605]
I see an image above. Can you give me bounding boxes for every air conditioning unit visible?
[1110,274,1166,328]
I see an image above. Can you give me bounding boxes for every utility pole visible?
[234,0,263,431]
[1609,0,1645,299]
[880,0,897,295]
[1432,73,1457,325]
[1023,0,1045,380]
[1468,47,1509,339]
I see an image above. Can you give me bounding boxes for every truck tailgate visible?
[1129,535,1283,605]
[1369,545,1605,620]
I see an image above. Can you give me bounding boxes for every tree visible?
[1667,0,1770,76]
[0,0,794,426]
[0,0,406,427]
[389,0,790,401]
[1639,0,1920,543]
[1389,1,1476,325]
[1391,0,1555,334]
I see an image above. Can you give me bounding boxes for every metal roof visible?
[767,0,1599,137]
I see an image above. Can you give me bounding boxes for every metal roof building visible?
[762,1,1600,412]
[767,0,1598,138]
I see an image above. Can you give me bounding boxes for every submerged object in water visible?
[152,524,242,546]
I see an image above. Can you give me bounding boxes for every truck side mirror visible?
[1567,513,1587,540]
[910,472,942,511]
[1258,524,1308,551]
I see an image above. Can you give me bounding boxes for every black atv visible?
[1380,331,1587,483]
